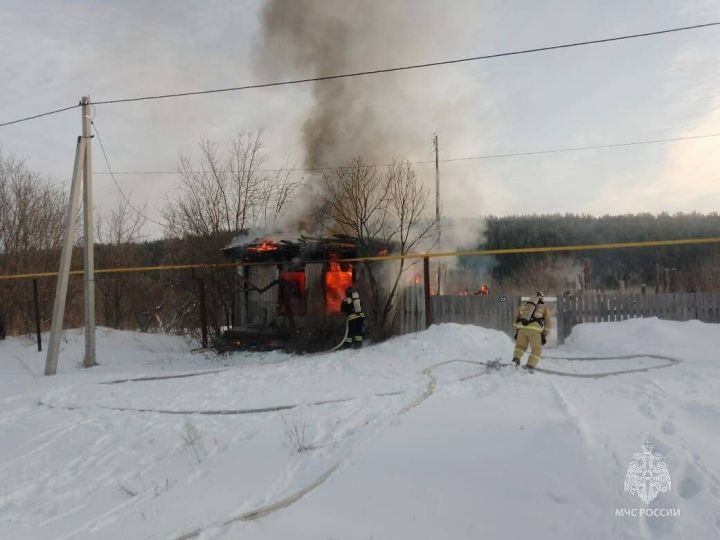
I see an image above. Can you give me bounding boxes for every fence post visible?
[423,257,433,328]
[557,295,565,345]
[198,279,209,348]
[33,279,42,352]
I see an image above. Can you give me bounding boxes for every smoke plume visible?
[257,1,425,169]
[255,1,490,249]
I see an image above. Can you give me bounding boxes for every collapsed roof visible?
[222,234,387,264]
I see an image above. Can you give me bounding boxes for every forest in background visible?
[455,213,720,293]
[4,137,720,339]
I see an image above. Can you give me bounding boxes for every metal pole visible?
[433,133,442,295]
[45,137,86,375]
[433,133,440,231]
[423,256,433,329]
[82,96,96,367]
[33,279,42,352]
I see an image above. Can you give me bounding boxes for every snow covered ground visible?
[1,320,719,539]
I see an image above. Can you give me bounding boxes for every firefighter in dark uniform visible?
[341,287,365,349]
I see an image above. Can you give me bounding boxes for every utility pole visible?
[45,136,85,375]
[432,133,443,296]
[45,96,96,375]
[82,96,96,367]
[433,133,440,235]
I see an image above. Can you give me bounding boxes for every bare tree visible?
[321,158,389,246]
[163,131,296,239]
[0,152,67,336]
[96,192,147,247]
[95,193,148,329]
[320,158,434,336]
[161,131,296,342]
[381,161,435,325]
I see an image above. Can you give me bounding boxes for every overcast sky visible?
[1,0,719,237]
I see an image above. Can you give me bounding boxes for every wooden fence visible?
[397,287,519,337]
[557,292,720,344]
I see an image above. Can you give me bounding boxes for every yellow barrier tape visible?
[2,236,720,282]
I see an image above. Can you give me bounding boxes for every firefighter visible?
[512,290,551,371]
[341,286,365,349]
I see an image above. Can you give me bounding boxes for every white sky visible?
[1,0,719,237]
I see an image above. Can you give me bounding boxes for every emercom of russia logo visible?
[615,442,680,518]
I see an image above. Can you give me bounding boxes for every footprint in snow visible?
[637,403,656,420]
[677,464,704,499]
[660,420,677,435]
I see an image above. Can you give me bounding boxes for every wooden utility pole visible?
[198,279,209,349]
[32,279,42,352]
[82,96,96,367]
[45,96,96,375]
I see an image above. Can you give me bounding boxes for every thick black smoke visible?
[257,0,424,169]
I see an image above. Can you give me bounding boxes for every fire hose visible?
[327,321,349,352]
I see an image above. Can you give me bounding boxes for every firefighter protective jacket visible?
[514,300,551,335]
[341,291,364,321]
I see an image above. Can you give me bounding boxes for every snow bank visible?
[565,317,720,363]
[1,320,719,539]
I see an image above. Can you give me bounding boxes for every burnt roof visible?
[222,234,383,264]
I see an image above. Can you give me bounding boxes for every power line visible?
[0,103,80,128]
[92,130,720,176]
[1,21,717,128]
[91,120,165,227]
[89,22,720,106]
[432,131,720,162]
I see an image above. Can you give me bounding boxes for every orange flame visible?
[324,261,353,314]
[248,239,279,253]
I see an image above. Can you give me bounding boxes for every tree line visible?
[3,135,720,341]
[0,133,435,341]
[458,214,720,293]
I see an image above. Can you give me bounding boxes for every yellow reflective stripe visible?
[347,313,364,321]
[514,323,544,332]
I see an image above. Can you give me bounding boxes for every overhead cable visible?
[92,131,720,176]
[1,22,717,127]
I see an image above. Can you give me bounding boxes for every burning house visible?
[222,235,386,351]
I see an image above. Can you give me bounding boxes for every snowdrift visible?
[1,321,719,539]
